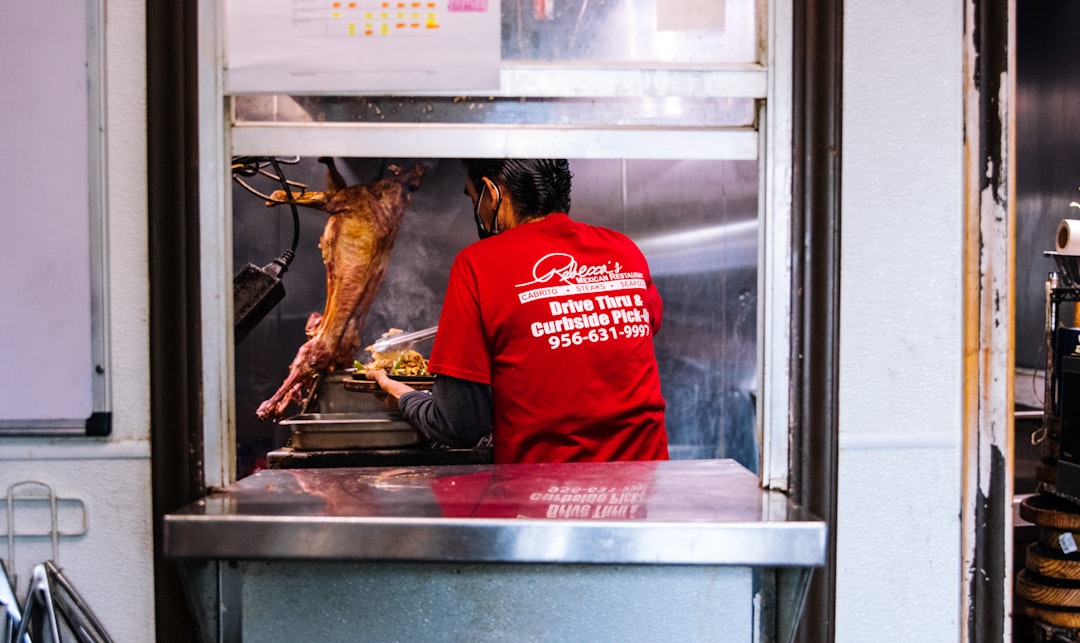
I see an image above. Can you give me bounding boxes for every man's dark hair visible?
[462,159,573,219]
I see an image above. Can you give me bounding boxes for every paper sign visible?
[1061,532,1078,555]
[225,0,501,94]
[656,0,725,32]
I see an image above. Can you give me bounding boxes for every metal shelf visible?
[231,122,758,160]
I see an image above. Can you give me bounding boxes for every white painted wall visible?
[0,0,153,640]
[838,1,964,641]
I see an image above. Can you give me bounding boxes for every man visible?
[367,159,668,463]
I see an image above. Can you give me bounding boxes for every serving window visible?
[202,0,792,487]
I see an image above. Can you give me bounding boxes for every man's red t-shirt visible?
[426,213,668,464]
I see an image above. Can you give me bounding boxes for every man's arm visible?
[367,370,492,446]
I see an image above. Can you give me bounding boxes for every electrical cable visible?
[230,156,303,272]
[230,156,309,342]
[267,156,300,270]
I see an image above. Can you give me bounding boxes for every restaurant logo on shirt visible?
[515,252,653,350]
[516,252,644,303]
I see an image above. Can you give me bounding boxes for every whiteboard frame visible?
[0,0,111,436]
[88,0,111,431]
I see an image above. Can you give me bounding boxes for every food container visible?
[313,371,435,413]
[313,371,386,413]
[280,412,421,450]
[342,373,435,393]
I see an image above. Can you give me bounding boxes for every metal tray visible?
[280,412,421,451]
[343,374,435,394]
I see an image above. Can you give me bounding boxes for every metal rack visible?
[1042,270,1080,470]
[1014,255,1080,636]
[1,481,111,643]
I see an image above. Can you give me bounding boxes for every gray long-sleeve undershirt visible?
[398,374,492,447]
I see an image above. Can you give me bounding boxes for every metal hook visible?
[5,479,59,592]
[14,564,59,643]
[46,561,113,642]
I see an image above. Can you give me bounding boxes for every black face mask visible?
[473,184,502,240]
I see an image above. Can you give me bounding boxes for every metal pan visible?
[280,413,421,450]
[342,375,435,395]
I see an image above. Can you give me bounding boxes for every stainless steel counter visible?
[164,459,824,565]
[164,459,824,642]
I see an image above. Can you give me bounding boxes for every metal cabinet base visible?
[189,560,754,642]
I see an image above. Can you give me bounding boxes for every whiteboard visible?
[0,0,108,435]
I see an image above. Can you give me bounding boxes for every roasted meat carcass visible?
[255,158,426,421]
